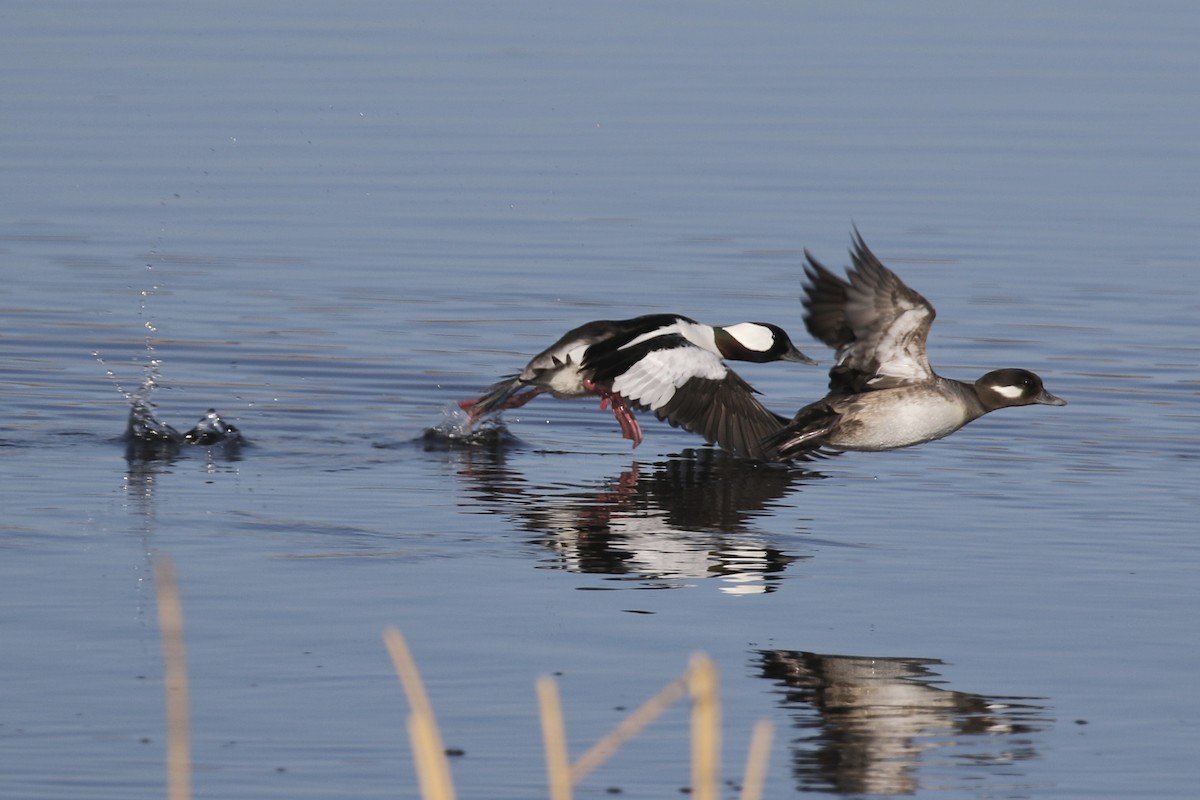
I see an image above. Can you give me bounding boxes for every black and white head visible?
[714,322,817,365]
[975,368,1067,410]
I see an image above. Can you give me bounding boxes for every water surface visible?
[2,2,1198,798]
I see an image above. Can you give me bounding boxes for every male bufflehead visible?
[763,232,1066,460]
[460,313,814,459]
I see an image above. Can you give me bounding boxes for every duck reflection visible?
[758,649,1049,795]
[447,446,819,591]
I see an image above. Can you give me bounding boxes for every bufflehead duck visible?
[763,232,1066,460]
[459,313,815,459]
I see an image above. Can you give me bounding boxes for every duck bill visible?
[783,347,818,366]
[1036,389,1067,406]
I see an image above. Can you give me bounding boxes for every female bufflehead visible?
[459,313,814,459]
[763,232,1066,460]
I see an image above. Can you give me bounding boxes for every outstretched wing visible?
[803,231,936,394]
[587,334,788,460]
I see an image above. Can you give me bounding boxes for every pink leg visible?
[582,378,642,447]
[610,395,643,448]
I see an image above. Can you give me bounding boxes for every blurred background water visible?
[2,1,1198,798]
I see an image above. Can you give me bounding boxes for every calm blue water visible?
[2,2,1198,798]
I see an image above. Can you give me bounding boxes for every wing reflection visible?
[449,448,821,591]
[757,649,1049,795]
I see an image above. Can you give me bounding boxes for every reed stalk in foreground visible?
[535,652,773,800]
[149,573,771,800]
[154,557,192,800]
[740,720,774,800]
[688,653,721,800]
[536,677,573,800]
[384,627,458,800]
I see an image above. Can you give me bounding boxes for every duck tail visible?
[761,403,841,460]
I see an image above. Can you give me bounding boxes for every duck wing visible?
[804,231,936,393]
[585,334,788,460]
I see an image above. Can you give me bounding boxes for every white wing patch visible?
[612,347,727,410]
[621,320,718,354]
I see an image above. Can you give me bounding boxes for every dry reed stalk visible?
[388,633,771,800]
[687,654,720,800]
[383,627,457,800]
[153,557,192,800]
[536,676,573,800]
[739,720,773,800]
[568,671,690,782]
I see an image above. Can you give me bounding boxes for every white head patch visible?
[721,323,775,353]
[992,383,1026,400]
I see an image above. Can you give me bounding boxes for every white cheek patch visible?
[722,323,774,353]
[993,383,1026,400]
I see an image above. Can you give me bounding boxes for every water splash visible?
[99,262,243,459]
[183,408,240,445]
[420,405,514,451]
[94,344,181,454]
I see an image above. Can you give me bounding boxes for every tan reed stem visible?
[569,672,691,783]
[154,557,191,800]
[383,627,457,800]
[536,676,573,800]
[688,653,720,800]
[739,719,773,800]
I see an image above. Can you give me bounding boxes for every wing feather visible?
[803,231,936,393]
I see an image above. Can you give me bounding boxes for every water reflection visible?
[757,649,1049,795]
[447,446,820,591]
[122,398,245,527]
[121,400,246,630]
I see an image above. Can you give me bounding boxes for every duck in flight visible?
[459,313,814,459]
[763,232,1066,460]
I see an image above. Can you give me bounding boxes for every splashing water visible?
[96,264,243,458]
[420,405,515,451]
[183,409,240,446]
